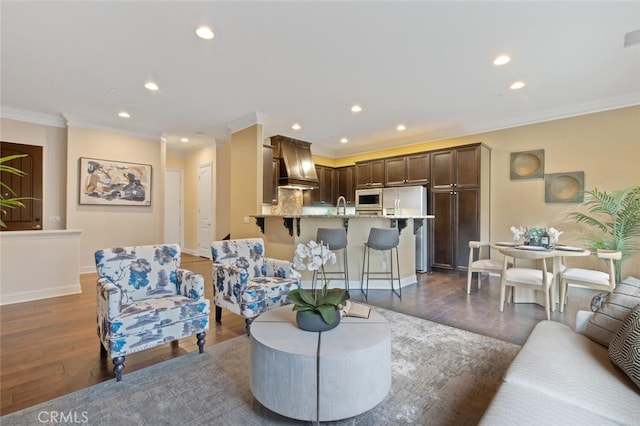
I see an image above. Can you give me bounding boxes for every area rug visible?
[1,308,520,425]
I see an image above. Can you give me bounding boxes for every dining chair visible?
[559,249,622,312]
[498,247,554,320]
[466,241,512,294]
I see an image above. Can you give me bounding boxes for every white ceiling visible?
[1,1,639,157]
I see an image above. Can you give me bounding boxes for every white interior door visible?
[164,169,183,246]
[198,163,213,258]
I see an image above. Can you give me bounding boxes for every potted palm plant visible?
[0,154,29,228]
[287,240,346,331]
[567,186,640,282]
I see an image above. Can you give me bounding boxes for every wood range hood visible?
[270,135,319,190]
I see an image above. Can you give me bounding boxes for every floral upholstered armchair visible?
[95,244,210,381]
[211,238,300,333]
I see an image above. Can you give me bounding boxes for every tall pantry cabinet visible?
[430,143,490,272]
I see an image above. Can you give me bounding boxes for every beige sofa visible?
[480,311,640,425]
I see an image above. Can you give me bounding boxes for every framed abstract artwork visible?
[510,149,544,180]
[79,157,152,205]
[545,171,585,203]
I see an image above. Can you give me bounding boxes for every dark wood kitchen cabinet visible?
[430,143,490,272]
[309,165,337,205]
[384,153,430,186]
[336,166,355,204]
[355,160,384,188]
[262,145,278,204]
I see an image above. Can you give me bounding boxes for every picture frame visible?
[510,149,544,180]
[79,157,152,206]
[545,171,585,203]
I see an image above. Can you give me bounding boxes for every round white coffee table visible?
[249,305,391,422]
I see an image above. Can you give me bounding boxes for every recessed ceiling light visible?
[144,81,159,91]
[180,138,189,143]
[396,124,406,131]
[340,138,348,144]
[118,111,130,118]
[195,26,214,40]
[351,104,362,113]
[291,123,301,130]
[493,55,511,66]
[510,81,526,90]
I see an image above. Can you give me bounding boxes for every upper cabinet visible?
[309,165,337,205]
[336,166,355,204]
[262,145,277,204]
[384,153,430,186]
[355,160,385,188]
[431,145,481,190]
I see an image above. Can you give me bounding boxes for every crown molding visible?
[0,106,66,128]
[63,114,162,141]
[227,111,267,134]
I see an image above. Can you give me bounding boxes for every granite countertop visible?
[252,214,435,219]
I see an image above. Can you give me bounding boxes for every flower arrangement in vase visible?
[287,240,346,331]
[511,226,563,247]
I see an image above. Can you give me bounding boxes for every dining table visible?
[491,242,591,309]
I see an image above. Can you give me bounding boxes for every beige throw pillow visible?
[608,304,640,389]
[585,277,640,347]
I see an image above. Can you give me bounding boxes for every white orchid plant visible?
[287,240,346,324]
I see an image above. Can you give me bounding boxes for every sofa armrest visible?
[264,257,298,279]
[176,268,206,300]
[96,277,122,320]
[575,310,594,334]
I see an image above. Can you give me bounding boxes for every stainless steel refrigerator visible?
[382,186,428,272]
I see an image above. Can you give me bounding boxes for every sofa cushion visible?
[479,382,620,426]
[586,276,640,346]
[503,320,640,425]
[609,304,640,389]
[107,295,210,337]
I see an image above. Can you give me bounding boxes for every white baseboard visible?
[0,284,82,306]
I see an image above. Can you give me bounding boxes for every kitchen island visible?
[251,214,434,291]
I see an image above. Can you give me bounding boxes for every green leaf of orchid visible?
[317,304,337,324]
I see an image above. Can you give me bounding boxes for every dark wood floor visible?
[0,254,594,416]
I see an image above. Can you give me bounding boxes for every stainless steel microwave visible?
[355,188,383,211]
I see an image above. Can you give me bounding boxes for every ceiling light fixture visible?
[396,124,406,131]
[510,81,526,90]
[351,104,362,113]
[144,81,159,91]
[340,138,348,144]
[180,138,189,143]
[195,26,214,40]
[291,123,301,130]
[493,55,511,66]
[118,111,130,118]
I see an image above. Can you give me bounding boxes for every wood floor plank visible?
[0,254,595,416]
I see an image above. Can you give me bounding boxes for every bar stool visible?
[313,228,349,297]
[361,227,401,299]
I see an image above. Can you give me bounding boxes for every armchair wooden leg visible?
[196,332,206,354]
[215,306,222,323]
[113,356,125,382]
[245,318,254,336]
[100,343,108,359]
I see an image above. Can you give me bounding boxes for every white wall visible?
[65,126,164,272]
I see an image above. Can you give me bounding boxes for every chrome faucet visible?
[336,196,347,215]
